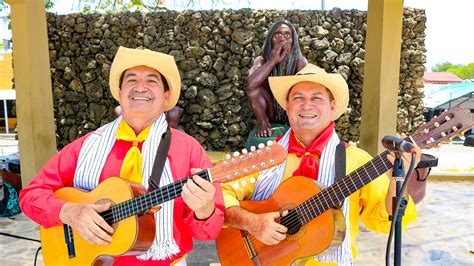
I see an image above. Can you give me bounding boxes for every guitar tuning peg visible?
[233,151,240,157]
[250,146,256,152]
[434,122,440,127]
[258,143,265,149]
[441,132,447,137]
[266,140,273,146]
[241,148,248,154]
[459,135,466,141]
[249,176,256,183]
[445,115,451,121]
[434,115,438,118]
[452,126,459,131]
[225,154,231,160]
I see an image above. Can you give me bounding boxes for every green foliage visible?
[77,0,168,13]
[431,61,462,72]
[431,61,474,80]
[45,0,55,9]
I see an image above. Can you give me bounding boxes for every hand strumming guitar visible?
[59,202,114,245]
[225,206,289,245]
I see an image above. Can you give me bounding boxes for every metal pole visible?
[3,99,8,134]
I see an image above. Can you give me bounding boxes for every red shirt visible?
[20,129,224,265]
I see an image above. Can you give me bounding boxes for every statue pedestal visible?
[245,123,289,149]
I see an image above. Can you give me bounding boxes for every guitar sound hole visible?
[280,210,302,236]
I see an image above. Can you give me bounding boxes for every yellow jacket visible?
[221,145,417,265]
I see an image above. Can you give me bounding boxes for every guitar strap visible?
[148,127,172,192]
[334,138,346,207]
[335,138,346,181]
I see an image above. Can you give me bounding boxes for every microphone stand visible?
[389,154,407,266]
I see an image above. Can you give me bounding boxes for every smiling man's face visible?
[286,81,335,140]
[119,65,169,123]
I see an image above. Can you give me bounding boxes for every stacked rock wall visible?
[46,8,426,150]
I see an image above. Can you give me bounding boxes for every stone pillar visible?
[360,0,404,156]
[6,0,57,186]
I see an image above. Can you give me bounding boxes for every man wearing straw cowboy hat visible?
[221,63,420,265]
[20,46,224,265]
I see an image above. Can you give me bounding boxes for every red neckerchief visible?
[288,121,335,180]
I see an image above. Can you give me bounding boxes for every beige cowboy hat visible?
[268,63,349,120]
[109,46,181,111]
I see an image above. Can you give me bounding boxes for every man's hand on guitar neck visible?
[225,206,289,245]
[182,168,217,220]
[59,202,114,245]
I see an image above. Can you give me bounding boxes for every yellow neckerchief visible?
[116,120,151,184]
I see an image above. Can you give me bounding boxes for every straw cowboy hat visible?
[109,46,181,111]
[268,63,349,120]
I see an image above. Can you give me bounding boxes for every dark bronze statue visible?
[246,20,308,137]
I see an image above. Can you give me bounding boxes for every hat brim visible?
[268,67,349,120]
[109,46,181,112]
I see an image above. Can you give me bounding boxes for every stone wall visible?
[46,8,426,150]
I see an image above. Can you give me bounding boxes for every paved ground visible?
[0,140,472,265]
[1,180,472,265]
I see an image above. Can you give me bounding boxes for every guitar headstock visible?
[411,106,473,149]
[210,142,287,184]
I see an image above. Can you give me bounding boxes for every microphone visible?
[381,135,415,153]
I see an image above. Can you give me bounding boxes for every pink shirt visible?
[20,129,224,265]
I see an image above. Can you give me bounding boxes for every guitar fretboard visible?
[292,150,391,225]
[102,171,210,224]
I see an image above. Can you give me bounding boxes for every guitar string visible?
[100,113,452,223]
[263,153,390,234]
[100,154,273,221]
[231,114,456,244]
[101,171,206,221]
[242,153,390,244]
[256,114,454,231]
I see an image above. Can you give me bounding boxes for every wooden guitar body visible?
[40,177,156,265]
[217,107,473,265]
[216,176,346,266]
[38,143,289,265]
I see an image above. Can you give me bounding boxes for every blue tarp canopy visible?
[424,82,474,110]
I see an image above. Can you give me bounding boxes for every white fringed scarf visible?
[74,114,180,260]
[251,128,353,265]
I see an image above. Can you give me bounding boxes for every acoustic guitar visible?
[216,106,473,266]
[39,143,287,265]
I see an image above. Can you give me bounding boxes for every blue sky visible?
[37,0,474,70]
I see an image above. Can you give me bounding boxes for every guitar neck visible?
[103,170,211,224]
[296,150,392,225]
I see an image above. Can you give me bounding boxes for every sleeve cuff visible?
[46,199,67,227]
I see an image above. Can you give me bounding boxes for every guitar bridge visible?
[63,225,76,258]
[242,234,257,259]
